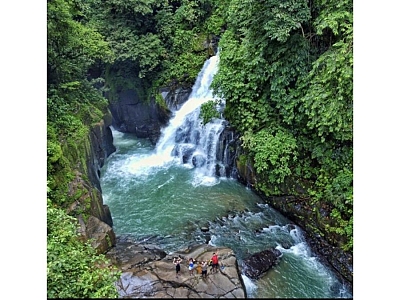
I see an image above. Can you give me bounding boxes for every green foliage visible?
[224,0,309,42]
[212,30,267,133]
[297,39,353,143]
[47,199,120,298]
[131,33,166,79]
[105,0,156,15]
[242,128,298,185]
[85,0,215,94]
[200,99,221,124]
[161,51,207,87]
[47,0,114,84]
[314,0,353,40]
[203,1,226,35]
[47,125,63,164]
[212,0,311,134]
[174,0,208,29]
[48,80,108,138]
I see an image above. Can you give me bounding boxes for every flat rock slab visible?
[106,242,246,298]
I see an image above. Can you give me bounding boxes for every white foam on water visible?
[191,173,220,187]
[127,152,177,177]
[241,274,258,295]
[262,224,284,233]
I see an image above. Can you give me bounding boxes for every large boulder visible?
[80,215,116,254]
[108,89,170,144]
[107,86,193,145]
[106,237,246,298]
[241,248,282,279]
[192,154,206,168]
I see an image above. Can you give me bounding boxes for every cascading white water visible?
[153,53,225,186]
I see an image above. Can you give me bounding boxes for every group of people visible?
[173,251,219,279]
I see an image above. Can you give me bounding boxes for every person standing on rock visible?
[201,261,208,278]
[173,257,182,278]
[188,258,195,276]
[211,251,219,274]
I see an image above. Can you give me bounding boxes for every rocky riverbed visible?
[105,236,247,298]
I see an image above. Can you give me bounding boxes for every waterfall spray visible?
[154,53,226,186]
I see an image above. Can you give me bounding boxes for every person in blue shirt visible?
[188,257,194,276]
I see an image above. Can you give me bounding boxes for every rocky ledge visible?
[105,237,246,298]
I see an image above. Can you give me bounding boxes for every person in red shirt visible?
[211,251,219,273]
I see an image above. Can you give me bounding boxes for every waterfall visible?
[154,53,226,186]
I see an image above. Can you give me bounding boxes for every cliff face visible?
[108,89,171,145]
[108,87,192,144]
[65,110,117,254]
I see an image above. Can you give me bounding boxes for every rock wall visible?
[108,89,170,144]
[66,110,117,254]
[108,86,192,144]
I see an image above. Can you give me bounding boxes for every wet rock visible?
[164,87,192,111]
[175,125,191,143]
[279,241,292,249]
[241,248,282,279]
[192,154,206,168]
[203,233,211,244]
[108,89,170,144]
[84,215,115,254]
[171,144,196,163]
[106,242,245,298]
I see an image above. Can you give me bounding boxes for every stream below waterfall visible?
[100,54,352,298]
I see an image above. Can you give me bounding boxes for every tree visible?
[47,0,113,85]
